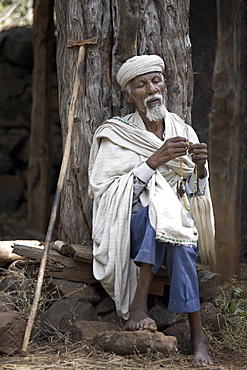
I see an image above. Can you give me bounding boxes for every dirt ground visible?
[0,340,246,370]
[0,217,247,370]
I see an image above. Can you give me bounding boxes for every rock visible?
[71,320,120,343]
[95,297,116,316]
[149,302,182,330]
[198,270,220,302]
[40,298,99,335]
[48,279,101,304]
[93,330,178,356]
[163,322,191,354]
[0,174,24,212]
[0,128,29,155]
[200,302,225,337]
[0,78,27,102]
[3,27,33,68]
[0,311,26,355]
[0,87,31,128]
[103,311,125,329]
[0,60,31,79]
[14,134,29,163]
[0,150,14,174]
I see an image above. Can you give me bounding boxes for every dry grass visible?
[0,343,233,370]
[0,265,247,369]
[0,340,246,370]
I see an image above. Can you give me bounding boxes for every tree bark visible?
[54,0,193,243]
[27,0,54,233]
[209,0,246,281]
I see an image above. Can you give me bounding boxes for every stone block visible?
[0,174,24,212]
[71,320,119,343]
[0,150,14,174]
[198,270,220,302]
[0,311,26,355]
[149,302,182,330]
[163,322,191,354]
[103,311,125,329]
[94,297,115,316]
[93,330,178,356]
[40,298,99,335]
[3,27,33,68]
[48,279,101,304]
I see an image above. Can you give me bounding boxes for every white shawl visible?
[88,110,213,319]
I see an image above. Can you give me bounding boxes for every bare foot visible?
[191,332,213,366]
[125,309,157,332]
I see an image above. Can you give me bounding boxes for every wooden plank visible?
[46,258,96,284]
[13,243,44,260]
[12,243,96,284]
[11,241,173,287]
[149,280,164,296]
[72,244,93,263]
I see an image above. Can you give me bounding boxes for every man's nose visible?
[147,81,157,94]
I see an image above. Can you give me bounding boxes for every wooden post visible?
[27,0,54,233]
[209,0,246,281]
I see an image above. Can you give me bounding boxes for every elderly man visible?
[88,55,214,365]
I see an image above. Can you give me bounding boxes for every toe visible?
[148,323,157,332]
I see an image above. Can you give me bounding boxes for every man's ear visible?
[122,90,134,104]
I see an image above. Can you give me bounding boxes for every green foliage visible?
[213,277,247,329]
[207,277,247,360]
[0,0,33,28]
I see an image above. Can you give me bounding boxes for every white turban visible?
[116,55,165,88]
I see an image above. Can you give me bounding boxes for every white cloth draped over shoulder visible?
[88,110,214,319]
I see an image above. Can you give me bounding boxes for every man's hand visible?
[146,137,208,176]
[146,136,188,170]
[188,142,208,176]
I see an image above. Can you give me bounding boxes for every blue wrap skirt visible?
[130,206,200,313]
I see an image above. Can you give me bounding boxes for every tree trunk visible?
[54,0,193,243]
[27,0,54,233]
[209,0,246,281]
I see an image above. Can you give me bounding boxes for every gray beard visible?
[145,103,168,122]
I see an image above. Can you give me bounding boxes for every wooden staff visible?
[20,36,98,354]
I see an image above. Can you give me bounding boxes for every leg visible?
[125,262,157,331]
[165,244,213,364]
[127,206,164,331]
[188,310,213,365]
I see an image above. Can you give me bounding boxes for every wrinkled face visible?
[124,72,167,120]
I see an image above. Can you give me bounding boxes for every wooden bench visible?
[12,241,209,297]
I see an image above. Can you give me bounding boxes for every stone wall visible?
[0,26,61,219]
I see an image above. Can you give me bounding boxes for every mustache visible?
[144,93,164,105]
